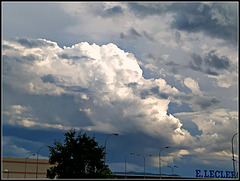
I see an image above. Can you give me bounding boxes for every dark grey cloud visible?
[126,82,138,88]
[41,74,92,94]
[189,50,231,76]
[58,86,89,93]
[41,74,56,84]
[169,3,238,45]
[204,50,230,70]
[3,54,38,64]
[150,86,169,99]
[189,53,205,73]
[173,94,192,102]
[205,68,219,76]
[172,94,220,111]
[58,53,82,60]
[165,61,180,67]
[120,28,155,42]
[127,2,237,45]
[139,86,169,100]
[150,86,159,94]
[140,90,149,99]
[189,61,203,72]
[175,31,182,44]
[169,66,180,75]
[194,97,220,110]
[159,92,169,99]
[128,82,171,100]
[191,53,203,67]
[16,37,55,48]
[170,3,210,31]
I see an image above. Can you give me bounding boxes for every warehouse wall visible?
[2,157,55,179]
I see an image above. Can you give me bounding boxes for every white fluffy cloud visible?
[174,109,238,165]
[3,104,72,130]
[183,77,202,95]
[3,38,195,146]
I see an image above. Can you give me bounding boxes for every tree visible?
[46,129,115,179]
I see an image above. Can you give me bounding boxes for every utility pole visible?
[232,133,238,178]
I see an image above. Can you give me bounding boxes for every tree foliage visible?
[46,129,114,179]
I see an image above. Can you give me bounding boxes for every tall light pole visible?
[137,154,152,179]
[36,145,51,179]
[24,153,36,179]
[125,152,135,179]
[104,133,119,164]
[167,165,178,175]
[4,169,9,179]
[159,146,170,179]
[232,133,238,178]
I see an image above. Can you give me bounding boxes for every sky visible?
[1,1,239,178]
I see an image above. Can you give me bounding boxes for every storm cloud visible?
[122,2,238,45]
[204,50,230,70]
[189,50,232,76]
[170,3,238,45]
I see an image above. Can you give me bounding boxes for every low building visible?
[2,157,54,179]
[3,157,232,179]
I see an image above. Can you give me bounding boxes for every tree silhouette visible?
[46,129,114,179]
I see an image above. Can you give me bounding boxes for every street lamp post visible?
[232,133,238,178]
[4,169,9,179]
[24,153,36,179]
[125,152,135,179]
[167,165,178,175]
[36,145,51,179]
[137,154,152,179]
[104,133,119,164]
[159,146,170,179]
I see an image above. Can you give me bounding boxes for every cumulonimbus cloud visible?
[3,37,195,146]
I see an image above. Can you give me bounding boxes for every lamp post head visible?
[166,146,170,149]
[113,133,119,136]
